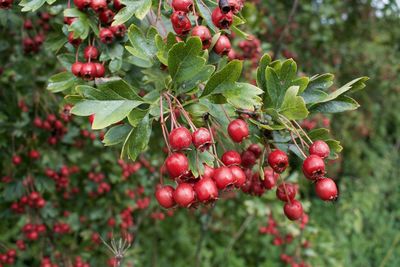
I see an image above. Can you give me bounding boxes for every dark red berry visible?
[90,0,107,12]
[192,127,212,151]
[169,127,192,150]
[165,152,189,178]
[248,144,262,158]
[113,0,124,10]
[213,166,235,190]
[214,35,231,55]
[110,24,127,38]
[0,0,13,9]
[99,28,115,44]
[171,11,192,35]
[227,119,248,143]
[94,63,105,77]
[283,200,303,221]
[221,150,241,166]
[74,0,91,9]
[80,62,97,80]
[262,167,279,189]
[84,46,99,60]
[202,164,214,179]
[71,62,83,77]
[155,185,175,208]
[315,178,338,201]
[212,7,233,29]
[191,25,212,49]
[241,150,257,168]
[302,155,325,180]
[230,165,246,188]
[23,19,33,30]
[99,9,115,24]
[268,149,289,173]
[173,183,196,207]
[194,177,218,202]
[276,183,297,202]
[309,140,330,159]
[171,0,193,12]
[68,32,82,47]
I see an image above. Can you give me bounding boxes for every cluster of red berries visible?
[22,223,46,240]
[11,150,40,166]
[33,114,69,145]
[40,257,59,267]
[45,165,80,191]
[300,115,330,131]
[72,256,90,267]
[117,159,142,179]
[71,45,105,80]
[10,191,46,213]
[229,35,262,65]
[0,249,16,266]
[53,222,71,234]
[21,13,51,54]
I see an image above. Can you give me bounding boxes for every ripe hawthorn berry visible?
[173,183,196,207]
[227,119,249,143]
[71,62,83,77]
[213,166,235,190]
[214,35,231,55]
[302,155,325,180]
[230,165,246,188]
[0,0,13,9]
[262,167,279,189]
[94,63,105,77]
[191,25,212,49]
[248,144,262,158]
[113,0,124,10]
[276,183,297,202]
[194,177,218,202]
[90,0,107,12]
[165,152,189,178]
[74,0,91,10]
[84,46,99,60]
[192,127,212,151]
[99,28,115,44]
[202,164,214,179]
[283,200,303,221]
[172,0,193,12]
[80,62,97,80]
[315,178,338,201]
[221,150,241,166]
[110,24,127,38]
[212,7,233,29]
[241,150,257,168]
[99,9,115,25]
[309,140,330,159]
[68,32,82,47]
[171,11,192,35]
[169,127,192,150]
[268,149,289,173]
[218,0,231,13]
[155,185,176,208]
[12,155,21,165]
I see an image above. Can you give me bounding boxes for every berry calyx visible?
[212,7,233,29]
[213,166,235,190]
[194,177,218,202]
[192,127,212,151]
[171,11,192,35]
[221,150,241,166]
[169,127,192,150]
[173,183,196,207]
[309,140,330,159]
[191,25,212,49]
[99,9,115,25]
[302,155,326,180]
[268,149,289,173]
[213,35,231,55]
[155,185,176,208]
[99,28,115,44]
[165,152,189,178]
[227,119,249,143]
[283,200,303,221]
[276,183,297,202]
[80,62,97,80]
[241,150,257,168]
[315,178,338,201]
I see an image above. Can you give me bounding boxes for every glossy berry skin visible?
[73,0,91,10]
[309,140,330,159]
[276,183,297,202]
[113,0,124,10]
[192,127,212,151]
[213,166,235,190]
[110,24,127,38]
[99,9,115,25]
[302,155,325,180]
[90,0,107,12]
[227,119,249,143]
[228,0,242,14]
[172,0,193,12]
[214,35,232,55]
[315,178,338,201]
[262,167,279,189]
[268,150,289,173]
[155,185,175,208]
[230,166,246,188]
[169,127,192,150]
[71,62,83,77]
[171,11,192,35]
[80,62,97,80]
[221,150,241,166]
[191,26,212,49]
[94,63,105,77]
[99,28,115,44]
[84,46,99,60]
[241,150,257,168]
[284,200,303,221]
[202,165,215,179]
[212,7,233,29]
[194,177,218,202]
[165,152,189,178]
[173,183,196,207]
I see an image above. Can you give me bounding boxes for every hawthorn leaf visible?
[264,66,283,108]
[19,0,46,12]
[306,73,334,92]
[155,32,177,66]
[321,77,369,103]
[308,128,331,141]
[47,72,78,93]
[112,0,152,26]
[121,114,152,160]
[103,124,132,146]
[310,95,360,113]
[278,86,309,120]
[256,53,272,92]
[194,0,217,33]
[126,25,157,62]
[218,82,263,111]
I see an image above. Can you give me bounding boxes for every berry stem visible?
[166,92,197,131]
[159,95,172,153]
[290,132,307,159]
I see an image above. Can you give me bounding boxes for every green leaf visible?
[155,33,177,66]
[310,95,360,113]
[217,82,263,111]
[231,25,250,39]
[95,78,142,101]
[57,54,76,71]
[187,150,214,178]
[121,114,152,160]
[103,124,132,146]
[256,53,272,92]
[47,72,78,93]
[326,139,343,155]
[19,0,46,12]
[126,25,157,63]
[264,66,283,108]
[306,73,334,92]
[202,60,242,97]
[308,128,331,141]
[278,86,309,120]
[321,77,369,103]
[194,0,217,33]
[109,58,122,73]
[302,89,328,104]
[127,108,148,126]
[112,0,152,26]
[280,59,297,88]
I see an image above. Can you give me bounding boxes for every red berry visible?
[191,25,212,49]
[80,62,97,80]
[99,28,115,44]
[99,9,115,24]
[309,140,330,159]
[94,63,105,77]
[90,0,107,12]
[173,183,196,207]
[155,185,176,208]
[221,150,241,166]
[169,127,192,150]
[192,127,212,151]
[218,0,231,13]
[84,46,99,60]
[227,0,242,14]
[230,165,246,188]
[283,200,303,221]
[227,119,248,143]
[64,16,77,25]
[262,167,279,189]
[248,144,262,158]
[71,62,83,77]
[213,35,231,55]
[12,155,22,165]
[276,183,297,202]
[202,164,214,179]
[241,150,257,168]
[315,178,338,201]
[171,11,192,35]
[23,19,33,30]
[28,150,40,160]
[302,155,325,180]
[165,152,189,178]
[110,24,127,38]
[0,0,13,9]
[194,177,218,202]
[113,0,124,10]
[212,7,233,29]
[73,0,91,9]
[213,166,235,190]
[171,0,193,12]
[268,149,289,173]
[68,32,82,47]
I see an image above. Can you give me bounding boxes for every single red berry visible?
[99,9,115,25]
[94,63,105,77]
[283,200,303,221]
[68,32,82,47]
[73,0,91,9]
[23,19,33,30]
[227,119,249,143]
[165,152,189,178]
[202,164,214,179]
[241,150,257,168]
[99,28,115,44]
[276,183,297,202]
[173,183,196,207]
[0,0,13,9]
[28,150,40,160]
[309,140,330,159]
[302,155,325,180]
[110,24,127,38]
[113,0,124,10]
[214,35,231,55]
[227,49,236,61]
[212,7,233,29]
[90,0,107,12]
[230,165,246,188]
[71,62,83,77]
[84,46,99,60]
[192,127,212,151]
[169,127,192,150]
[248,144,262,158]
[315,178,338,201]
[194,177,218,202]
[262,167,279,189]
[89,114,95,125]
[34,35,44,46]
[191,25,212,49]
[155,185,176,208]
[268,149,289,173]
[171,11,192,35]
[171,0,193,12]
[221,150,241,166]
[80,62,97,80]
[213,166,235,190]
[12,155,21,165]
